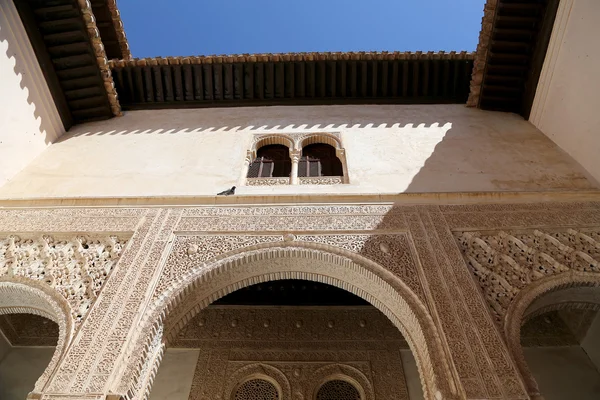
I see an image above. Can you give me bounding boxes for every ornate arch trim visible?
[504,271,600,397]
[0,276,74,393]
[298,133,342,150]
[251,135,294,157]
[309,364,373,400]
[225,363,290,400]
[116,242,458,400]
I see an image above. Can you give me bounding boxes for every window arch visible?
[316,379,361,400]
[234,378,279,400]
[247,145,291,178]
[299,143,343,177]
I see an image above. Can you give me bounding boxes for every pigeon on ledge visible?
[217,186,236,196]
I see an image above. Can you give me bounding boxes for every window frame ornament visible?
[226,365,289,400]
[241,133,349,186]
[312,368,370,400]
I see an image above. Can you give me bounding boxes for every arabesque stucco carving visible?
[0,201,599,399]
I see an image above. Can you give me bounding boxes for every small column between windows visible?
[290,150,301,185]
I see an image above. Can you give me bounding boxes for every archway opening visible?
[0,313,59,399]
[518,286,600,400]
[299,143,343,177]
[149,279,425,400]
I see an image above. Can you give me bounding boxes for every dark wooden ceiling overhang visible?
[468,0,560,117]
[90,0,131,60]
[13,0,120,128]
[109,52,475,110]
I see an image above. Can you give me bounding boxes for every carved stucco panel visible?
[427,210,526,399]
[2,201,597,399]
[405,212,490,399]
[455,228,600,324]
[46,209,172,393]
[154,233,425,305]
[0,235,128,325]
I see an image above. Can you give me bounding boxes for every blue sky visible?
[119,0,484,58]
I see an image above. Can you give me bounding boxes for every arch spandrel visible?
[115,240,459,400]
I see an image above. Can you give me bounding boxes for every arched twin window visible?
[246,142,345,184]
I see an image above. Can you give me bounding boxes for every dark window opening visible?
[298,143,343,177]
[247,145,291,178]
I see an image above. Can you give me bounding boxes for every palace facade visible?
[0,1,599,400]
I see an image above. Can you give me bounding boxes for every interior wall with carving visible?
[0,0,64,186]
[0,104,596,199]
[149,305,423,400]
[529,0,600,184]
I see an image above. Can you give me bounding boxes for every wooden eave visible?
[109,51,475,110]
[14,0,120,127]
[468,0,560,117]
[90,0,131,60]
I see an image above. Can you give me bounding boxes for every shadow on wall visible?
[61,105,453,139]
[0,3,62,146]
[59,104,598,193]
[404,109,597,192]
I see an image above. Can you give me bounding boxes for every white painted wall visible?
[530,0,600,185]
[149,349,200,400]
[0,104,594,199]
[0,0,64,187]
[0,341,55,400]
[524,346,600,400]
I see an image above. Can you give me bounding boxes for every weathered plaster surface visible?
[582,312,600,370]
[148,349,199,400]
[0,104,594,198]
[0,330,8,363]
[524,346,600,400]
[530,0,600,185]
[0,0,64,187]
[0,343,55,400]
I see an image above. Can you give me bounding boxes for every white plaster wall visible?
[0,0,64,187]
[524,346,600,400]
[149,349,200,400]
[0,345,55,400]
[582,312,600,370]
[0,104,594,199]
[400,349,424,400]
[530,0,600,184]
